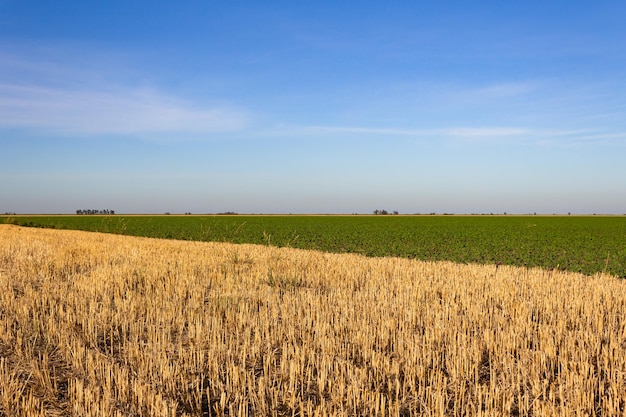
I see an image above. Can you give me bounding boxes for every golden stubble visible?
[0,224,625,416]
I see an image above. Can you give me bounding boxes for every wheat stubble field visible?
[1,224,625,416]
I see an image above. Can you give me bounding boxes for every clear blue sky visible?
[1,1,625,214]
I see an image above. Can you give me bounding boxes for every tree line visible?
[373,209,399,215]
[76,209,115,215]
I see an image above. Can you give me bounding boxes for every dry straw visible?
[0,224,625,416]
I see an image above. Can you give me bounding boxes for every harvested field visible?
[1,224,625,416]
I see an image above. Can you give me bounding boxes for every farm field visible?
[1,224,625,415]
[1,214,625,278]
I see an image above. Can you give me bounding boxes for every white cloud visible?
[272,124,626,148]
[442,127,529,138]
[0,44,250,139]
[453,82,538,101]
[0,83,248,137]
[294,126,435,136]
[565,131,626,145]
[288,125,531,139]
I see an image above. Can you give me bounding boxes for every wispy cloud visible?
[0,44,250,139]
[273,125,625,147]
[285,125,531,139]
[453,82,538,101]
[565,131,626,145]
[442,127,530,138]
[0,83,249,137]
[293,126,437,136]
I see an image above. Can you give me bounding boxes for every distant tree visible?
[76,209,115,215]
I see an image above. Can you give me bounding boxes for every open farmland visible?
[1,215,625,278]
[1,224,626,416]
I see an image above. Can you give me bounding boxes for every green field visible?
[2,214,625,277]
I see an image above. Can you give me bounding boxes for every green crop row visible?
[1,215,625,278]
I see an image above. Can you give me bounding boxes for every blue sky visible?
[1,1,625,214]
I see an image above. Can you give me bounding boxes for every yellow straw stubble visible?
[0,224,625,416]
